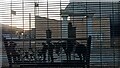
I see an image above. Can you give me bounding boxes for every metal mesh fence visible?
[1,0,120,68]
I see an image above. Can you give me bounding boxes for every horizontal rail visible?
[4,38,88,41]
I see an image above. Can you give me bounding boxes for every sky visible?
[1,0,69,29]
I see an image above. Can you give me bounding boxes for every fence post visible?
[86,36,92,68]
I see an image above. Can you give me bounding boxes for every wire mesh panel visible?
[1,0,120,68]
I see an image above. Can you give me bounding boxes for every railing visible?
[3,36,91,68]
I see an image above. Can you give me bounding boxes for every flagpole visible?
[34,1,39,52]
[9,0,13,67]
[10,0,12,41]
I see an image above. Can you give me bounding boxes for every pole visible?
[29,13,31,48]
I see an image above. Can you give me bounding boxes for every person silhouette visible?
[9,41,20,62]
[4,40,19,65]
[66,40,75,60]
[3,39,13,67]
[75,42,87,62]
[54,42,61,56]
[48,42,54,62]
[41,42,48,61]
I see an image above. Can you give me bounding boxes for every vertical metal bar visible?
[118,1,120,67]
[112,2,116,68]
[10,0,12,67]
[47,0,49,30]
[29,13,31,48]
[99,2,102,68]
[22,0,25,63]
[10,0,12,41]
[46,0,49,62]
[60,0,62,62]
[34,0,37,62]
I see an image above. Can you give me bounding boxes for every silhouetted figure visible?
[41,42,48,61]
[48,43,54,62]
[9,41,20,62]
[54,41,73,60]
[60,41,72,61]
[4,40,19,67]
[4,40,12,67]
[75,42,87,62]
[67,22,76,60]
[66,40,75,60]
[54,42,61,56]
